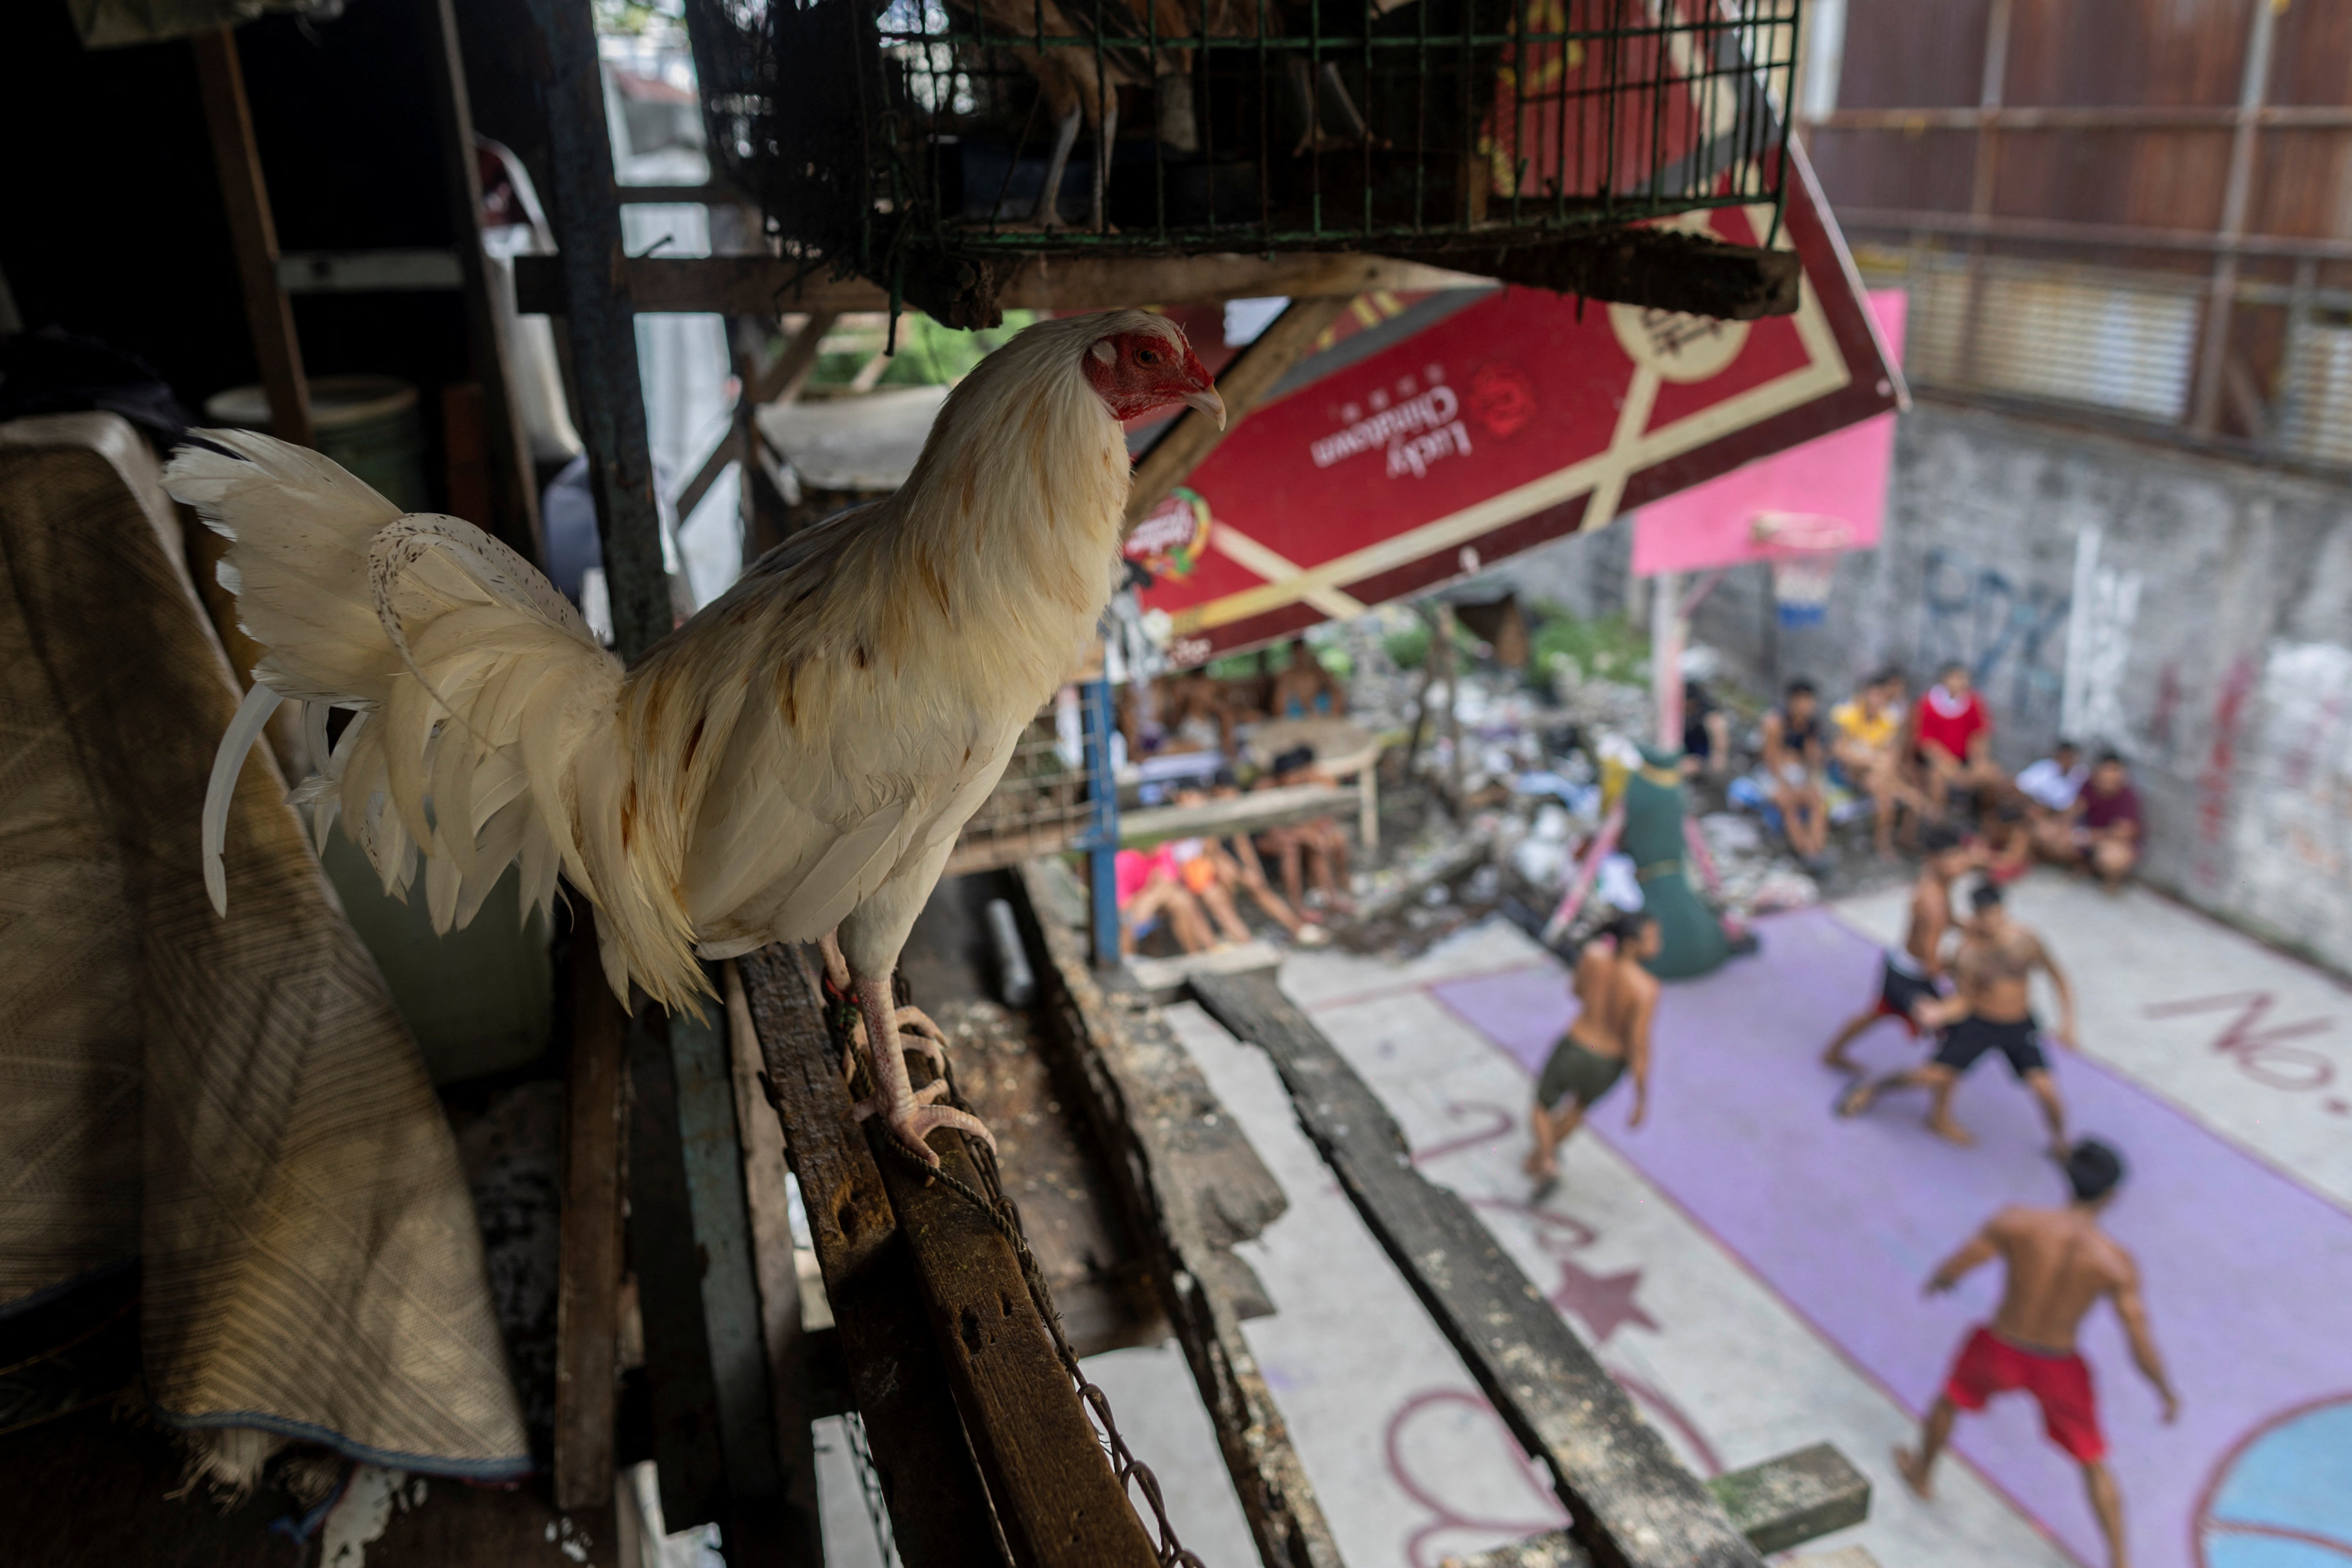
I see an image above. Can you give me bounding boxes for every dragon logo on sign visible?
[1468,362,1538,438]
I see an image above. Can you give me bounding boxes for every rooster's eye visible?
[1138,348,1161,365]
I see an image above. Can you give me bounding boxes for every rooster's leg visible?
[821,929,945,1083]
[1087,98,1118,233]
[1032,102,1083,228]
[849,973,996,1166]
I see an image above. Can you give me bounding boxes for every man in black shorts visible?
[1822,825,1976,1073]
[1839,884,2077,1149]
[1527,912,1660,1197]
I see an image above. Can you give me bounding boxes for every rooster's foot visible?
[839,1006,948,1083]
[852,1080,999,1165]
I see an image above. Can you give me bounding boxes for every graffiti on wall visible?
[2060,525,2143,753]
[1920,547,2071,736]
[2223,642,2352,968]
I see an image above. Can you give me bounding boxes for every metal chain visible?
[841,1410,902,1568]
[825,978,1204,1568]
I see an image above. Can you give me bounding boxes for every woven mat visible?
[0,414,527,1487]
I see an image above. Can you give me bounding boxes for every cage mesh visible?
[690,0,1799,322]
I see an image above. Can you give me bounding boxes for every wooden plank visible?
[624,999,730,1532]
[1015,863,1342,1568]
[520,0,669,661]
[733,945,1004,1567]
[1125,297,1353,529]
[667,1003,783,1500]
[1452,1444,1871,1568]
[676,308,838,523]
[514,252,1489,317]
[865,1008,1160,1568]
[189,25,313,449]
[556,909,629,1513]
[1706,1444,1870,1557]
[1117,783,1357,847]
[723,963,825,1563]
[1189,970,1765,1568]
[424,0,546,562]
[1401,229,1801,321]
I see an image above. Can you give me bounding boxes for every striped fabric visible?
[0,415,527,1487]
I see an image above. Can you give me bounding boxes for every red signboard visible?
[1132,146,1902,663]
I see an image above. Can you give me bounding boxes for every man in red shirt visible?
[2067,750,2143,889]
[1913,662,2005,817]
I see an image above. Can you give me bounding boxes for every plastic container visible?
[203,374,431,513]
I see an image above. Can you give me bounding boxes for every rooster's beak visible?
[1184,385,1227,429]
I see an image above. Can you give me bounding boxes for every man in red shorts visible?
[1898,1141,2179,1568]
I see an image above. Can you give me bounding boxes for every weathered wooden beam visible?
[1115,783,1358,848]
[723,963,825,1563]
[733,945,1003,1566]
[675,308,839,524]
[1189,969,1764,1568]
[1125,296,1354,530]
[521,0,669,661]
[554,909,628,1512]
[190,26,313,448]
[865,1078,1162,1568]
[625,998,730,1532]
[1449,1444,1870,1568]
[1706,1444,1869,1556]
[1016,863,1341,1568]
[1394,227,1800,322]
[515,251,1488,317]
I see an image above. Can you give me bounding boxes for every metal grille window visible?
[2275,315,2352,471]
[689,0,1799,320]
[1883,253,2201,426]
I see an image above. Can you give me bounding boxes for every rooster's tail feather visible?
[166,430,710,1014]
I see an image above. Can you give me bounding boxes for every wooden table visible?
[1246,716,1384,853]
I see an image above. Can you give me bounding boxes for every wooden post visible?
[523,0,669,661]
[1190,970,1767,1568]
[2190,0,2278,436]
[423,0,546,561]
[555,909,628,1513]
[733,946,1001,1564]
[723,963,824,1565]
[190,26,313,448]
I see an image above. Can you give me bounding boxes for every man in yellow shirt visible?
[1831,669,1923,858]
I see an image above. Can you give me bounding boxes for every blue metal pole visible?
[1082,677,1121,966]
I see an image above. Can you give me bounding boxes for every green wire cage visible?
[689,0,1802,323]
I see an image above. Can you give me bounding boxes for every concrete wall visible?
[1500,399,2352,974]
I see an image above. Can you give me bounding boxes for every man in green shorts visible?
[1526,912,1661,1197]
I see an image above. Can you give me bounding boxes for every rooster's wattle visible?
[167,309,1222,1162]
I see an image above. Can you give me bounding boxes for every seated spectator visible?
[1114,844,1214,955]
[1913,662,2005,817]
[1255,745,1355,917]
[1760,678,1830,864]
[1978,798,2033,885]
[2065,750,2143,889]
[1268,639,1348,720]
[1171,781,1330,947]
[1152,667,1232,752]
[1681,680,1732,779]
[1830,668,1925,856]
[2017,739,2089,831]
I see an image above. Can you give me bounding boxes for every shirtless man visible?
[1525,912,1661,1196]
[1839,883,2077,1148]
[1899,1141,2178,1568]
[1820,825,1974,1073]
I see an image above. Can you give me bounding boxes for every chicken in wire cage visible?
[689,0,1801,325]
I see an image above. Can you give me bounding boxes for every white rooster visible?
[167,310,1222,1162]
